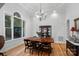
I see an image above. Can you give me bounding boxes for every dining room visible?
[0,3,66,56]
[0,3,79,56]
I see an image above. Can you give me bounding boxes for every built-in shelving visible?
[39,25,52,38]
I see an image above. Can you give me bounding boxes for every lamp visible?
[35,3,47,21]
[71,27,76,36]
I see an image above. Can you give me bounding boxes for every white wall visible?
[66,3,79,39]
[0,3,31,51]
[1,3,78,51]
[31,11,66,43]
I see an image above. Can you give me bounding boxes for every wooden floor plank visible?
[5,43,66,56]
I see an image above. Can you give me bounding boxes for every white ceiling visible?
[19,3,67,17]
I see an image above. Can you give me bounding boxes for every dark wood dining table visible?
[24,37,54,44]
[24,37,54,56]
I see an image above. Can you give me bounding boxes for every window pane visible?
[14,27,21,38]
[14,17,22,38]
[14,17,21,27]
[5,28,12,40]
[5,15,11,27]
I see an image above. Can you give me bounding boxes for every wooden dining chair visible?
[40,43,52,56]
[0,35,5,56]
[30,41,41,56]
[24,39,33,53]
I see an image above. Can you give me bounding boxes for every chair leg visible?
[32,51,33,54]
[24,47,27,52]
[29,49,32,53]
[0,53,4,56]
[48,52,50,56]
[38,51,40,56]
[41,51,43,56]
[48,49,51,56]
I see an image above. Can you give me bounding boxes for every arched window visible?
[14,12,21,18]
[5,12,25,40]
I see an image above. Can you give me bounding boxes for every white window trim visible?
[4,13,24,41]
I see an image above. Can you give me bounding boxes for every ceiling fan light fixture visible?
[51,10,58,17]
[35,3,47,21]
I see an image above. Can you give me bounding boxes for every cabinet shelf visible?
[39,25,52,38]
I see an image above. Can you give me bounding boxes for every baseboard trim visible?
[54,41,66,44]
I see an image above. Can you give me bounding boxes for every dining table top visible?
[24,37,54,43]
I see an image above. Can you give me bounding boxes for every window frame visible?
[4,13,25,41]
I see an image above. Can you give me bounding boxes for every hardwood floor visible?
[5,43,66,56]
